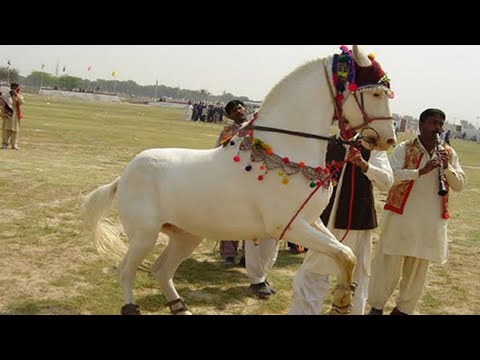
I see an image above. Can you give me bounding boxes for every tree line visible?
[0,66,251,104]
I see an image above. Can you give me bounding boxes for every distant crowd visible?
[187,102,225,123]
[184,101,260,124]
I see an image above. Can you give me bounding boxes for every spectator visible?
[1,83,24,150]
[184,101,193,121]
[216,100,279,299]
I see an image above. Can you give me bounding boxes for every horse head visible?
[338,45,397,151]
[253,45,395,164]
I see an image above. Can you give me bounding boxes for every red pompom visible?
[348,83,358,92]
[233,156,240,162]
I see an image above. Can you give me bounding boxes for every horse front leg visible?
[286,219,356,315]
[310,220,358,314]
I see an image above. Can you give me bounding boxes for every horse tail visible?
[80,177,129,265]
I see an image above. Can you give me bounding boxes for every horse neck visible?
[254,57,333,167]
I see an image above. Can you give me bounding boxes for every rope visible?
[340,163,355,242]
[278,150,357,241]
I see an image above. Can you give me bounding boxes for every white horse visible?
[81,45,396,315]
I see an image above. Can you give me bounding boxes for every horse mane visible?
[259,56,332,115]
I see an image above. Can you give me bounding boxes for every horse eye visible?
[373,93,381,98]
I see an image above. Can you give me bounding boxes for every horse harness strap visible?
[249,125,356,147]
[322,61,342,117]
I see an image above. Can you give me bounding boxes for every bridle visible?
[323,61,393,148]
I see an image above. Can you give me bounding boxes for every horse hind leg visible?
[118,229,158,315]
[151,224,203,315]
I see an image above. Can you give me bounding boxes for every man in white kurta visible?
[368,109,466,315]
[1,83,24,150]
[217,99,280,298]
[289,135,393,315]
[184,103,193,121]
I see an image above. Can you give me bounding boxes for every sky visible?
[2,45,480,127]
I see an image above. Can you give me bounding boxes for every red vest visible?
[384,138,450,220]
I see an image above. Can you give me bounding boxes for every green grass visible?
[0,94,479,315]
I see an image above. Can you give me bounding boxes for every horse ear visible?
[352,45,372,67]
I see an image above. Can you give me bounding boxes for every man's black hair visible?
[224,100,244,115]
[419,109,446,123]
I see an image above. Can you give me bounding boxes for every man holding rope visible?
[217,100,280,299]
[289,133,393,315]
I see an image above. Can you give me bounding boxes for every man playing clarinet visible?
[367,108,466,315]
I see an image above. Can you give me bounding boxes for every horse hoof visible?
[121,304,141,315]
[175,310,192,315]
[326,307,348,315]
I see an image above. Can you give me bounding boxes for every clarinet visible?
[435,133,448,196]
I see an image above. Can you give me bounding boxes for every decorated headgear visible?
[355,54,390,89]
[332,46,356,94]
[332,46,391,94]
[331,46,392,141]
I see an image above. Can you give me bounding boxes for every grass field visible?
[1,94,478,315]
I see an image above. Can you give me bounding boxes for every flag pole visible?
[39,64,45,93]
[111,71,117,94]
[7,59,11,84]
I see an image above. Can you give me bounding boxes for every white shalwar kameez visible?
[368,137,465,314]
[289,149,393,315]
